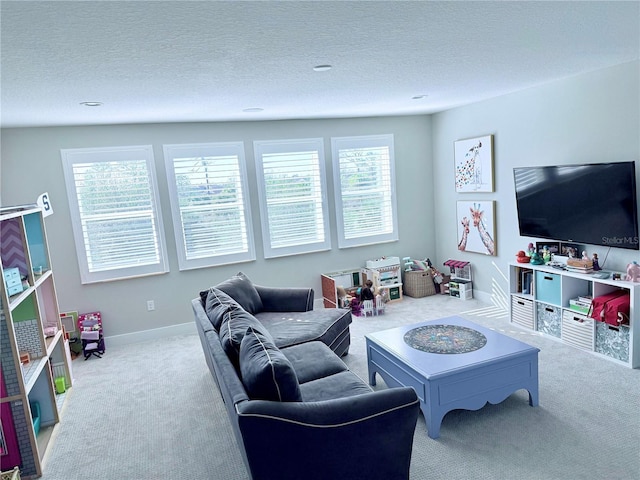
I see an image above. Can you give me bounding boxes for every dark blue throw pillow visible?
[219,306,271,365]
[204,287,240,331]
[240,327,302,402]
[215,272,264,315]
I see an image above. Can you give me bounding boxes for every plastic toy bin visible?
[535,271,561,305]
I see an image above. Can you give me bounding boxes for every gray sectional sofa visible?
[193,272,420,480]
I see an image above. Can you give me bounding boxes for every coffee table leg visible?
[528,386,539,407]
[368,365,377,386]
[422,405,443,439]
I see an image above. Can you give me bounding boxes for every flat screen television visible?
[513,161,639,250]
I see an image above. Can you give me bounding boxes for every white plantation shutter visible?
[254,138,330,258]
[163,142,255,270]
[332,134,398,248]
[61,145,169,283]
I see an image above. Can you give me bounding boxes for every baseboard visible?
[473,289,491,304]
[105,322,196,347]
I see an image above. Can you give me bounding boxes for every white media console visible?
[509,262,639,368]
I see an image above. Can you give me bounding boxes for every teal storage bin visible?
[535,271,561,306]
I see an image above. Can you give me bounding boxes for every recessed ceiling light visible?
[313,65,332,72]
[412,95,428,100]
[243,107,264,113]
[80,101,103,107]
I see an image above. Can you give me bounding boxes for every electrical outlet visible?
[147,300,155,311]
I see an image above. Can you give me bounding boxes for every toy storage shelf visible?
[509,262,639,368]
[321,269,363,308]
[363,257,403,303]
[1,205,73,478]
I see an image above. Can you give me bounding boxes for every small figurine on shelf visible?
[542,246,551,264]
[516,250,530,263]
[592,253,601,271]
[625,261,640,282]
[530,252,544,265]
[582,250,589,261]
[527,242,535,257]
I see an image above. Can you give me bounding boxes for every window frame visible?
[331,134,399,248]
[253,138,331,258]
[163,141,256,270]
[60,145,169,284]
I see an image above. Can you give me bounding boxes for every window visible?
[164,142,255,270]
[60,145,169,284]
[254,138,330,258]
[331,134,398,248]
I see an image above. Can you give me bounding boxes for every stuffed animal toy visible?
[625,261,640,282]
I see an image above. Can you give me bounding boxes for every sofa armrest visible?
[254,285,314,312]
[236,387,420,480]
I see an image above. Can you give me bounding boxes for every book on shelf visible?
[565,266,593,274]
[520,269,533,295]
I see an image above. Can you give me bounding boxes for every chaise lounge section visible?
[193,273,420,480]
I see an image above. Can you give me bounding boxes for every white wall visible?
[432,61,640,305]
[2,61,638,341]
[1,115,434,340]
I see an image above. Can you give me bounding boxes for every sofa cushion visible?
[299,370,373,402]
[216,272,264,315]
[219,306,272,365]
[204,287,240,331]
[281,342,348,384]
[240,327,302,402]
[255,308,351,350]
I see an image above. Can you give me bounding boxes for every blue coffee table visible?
[366,316,539,439]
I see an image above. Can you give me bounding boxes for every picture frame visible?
[60,311,79,339]
[456,200,496,256]
[454,134,494,192]
[535,242,560,256]
[559,242,582,259]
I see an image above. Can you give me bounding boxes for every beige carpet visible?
[40,295,640,480]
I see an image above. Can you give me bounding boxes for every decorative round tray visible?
[403,324,487,354]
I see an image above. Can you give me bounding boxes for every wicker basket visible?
[404,270,436,298]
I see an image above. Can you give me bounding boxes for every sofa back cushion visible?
[240,327,302,402]
[204,287,240,331]
[219,306,272,366]
[215,272,264,315]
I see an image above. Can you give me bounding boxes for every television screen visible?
[513,161,639,250]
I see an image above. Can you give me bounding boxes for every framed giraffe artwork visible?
[456,201,496,256]
[454,134,494,192]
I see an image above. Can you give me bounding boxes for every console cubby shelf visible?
[509,262,639,368]
[1,206,72,478]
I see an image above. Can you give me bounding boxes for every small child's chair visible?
[362,300,375,317]
[375,294,385,315]
[78,312,105,360]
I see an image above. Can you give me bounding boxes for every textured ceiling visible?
[1,1,639,128]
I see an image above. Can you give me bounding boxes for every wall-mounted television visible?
[513,161,639,250]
